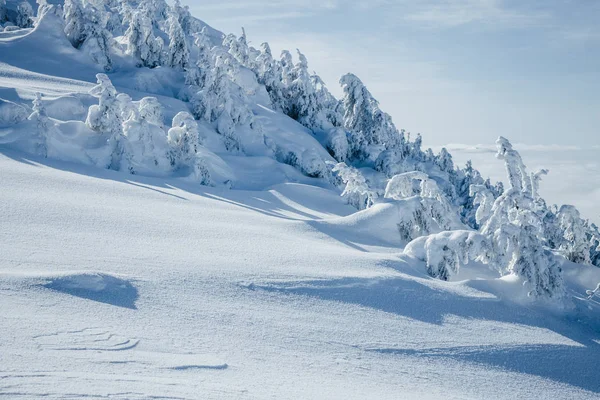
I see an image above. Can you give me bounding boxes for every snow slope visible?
[1,150,600,399]
[1,1,600,398]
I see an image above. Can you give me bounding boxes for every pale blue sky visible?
[188,0,599,146]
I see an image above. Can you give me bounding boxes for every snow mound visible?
[43,272,138,309]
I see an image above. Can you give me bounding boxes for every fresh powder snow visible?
[0,1,599,399]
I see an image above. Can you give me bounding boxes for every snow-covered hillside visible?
[1,0,599,398]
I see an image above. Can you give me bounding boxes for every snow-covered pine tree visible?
[172,0,196,35]
[557,205,591,264]
[86,74,124,169]
[63,0,113,71]
[124,8,163,68]
[510,204,564,298]
[284,49,323,130]
[0,0,7,24]
[332,163,378,210]
[166,9,189,69]
[255,42,285,111]
[122,96,170,174]
[16,1,34,28]
[339,73,400,162]
[27,93,49,157]
[479,137,564,298]
[63,0,87,47]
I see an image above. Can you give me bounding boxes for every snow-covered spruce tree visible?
[339,73,401,162]
[495,136,532,195]
[332,163,378,210]
[255,42,285,111]
[166,9,189,69]
[172,0,197,35]
[27,93,49,157]
[284,49,322,129]
[167,111,211,184]
[63,0,113,71]
[224,30,249,67]
[124,8,163,68]
[86,73,124,170]
[122,97,170,174]
[193,55,255,152]
[312,73,343,128]
[0,0,7,24]
[16,1,34,28]
[469,184,494,227]
[557,205,591,264]
[478,137,563,298]
[510,205,564,298]
[192,26,213,88]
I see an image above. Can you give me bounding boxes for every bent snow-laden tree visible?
[478,137,564,298]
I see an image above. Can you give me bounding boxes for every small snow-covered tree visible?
[557,205,591,264]
[469,184,494,227]
[166,10,189,69]
[404,231,492,281]
[122,97,170,174]
[124,9,163,68]
[86,74,124,169]
[510,206,564,298]
[16,1,34,28]
[332,163,378,210]
[27,93,49,157]
[531,168,549,200]
[496,136,531,194]
[325,127,349,162]
[167,111,211,184]
[116,93,136,121]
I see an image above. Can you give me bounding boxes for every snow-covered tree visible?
[255,42,285,111]
[194,55,254,152]
[166,10,189,69]
[332,163,378,210]
[122,96,170,174]
[557,205,591,264]
[86,74,124,169]
[325,127,349,162]
[404,231,492,281]
[172,0,197,35]
[225,30,249,67]
[0,0,7,24]
[469,184,494,227]
[495,136,531,194]
[124,9,163,68]
[63,0,113,71]
[339,73,399,161]
[27,93,49,157]
[510,206,564,298]
[167,111,210,184]
[63,0,87,47]
[478,137,563,298]
[16,1,34,28]
[531,168,549,200]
